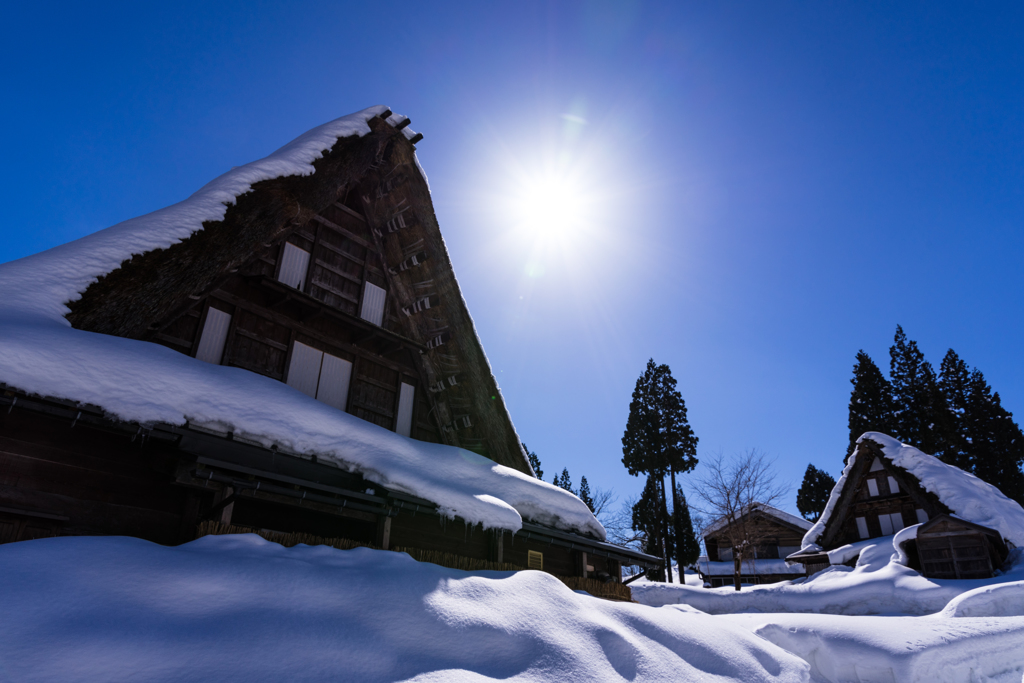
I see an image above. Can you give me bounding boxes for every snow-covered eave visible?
[696,558,805,576]
[0,383,604,541]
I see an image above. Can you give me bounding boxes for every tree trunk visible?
[733,552,742,591]
[658,474,673,583]
[670,466,680,576]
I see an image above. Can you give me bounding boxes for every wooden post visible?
[376,515,392,550]
[580,551,589,579]
[219,487,234,525]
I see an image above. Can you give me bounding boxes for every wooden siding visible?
[0,409,188,544]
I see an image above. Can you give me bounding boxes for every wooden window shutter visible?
[359,282,387,326]
[286,341,323,398]
[278,243,311,290]
[317,353,353,411]
[195,308,232,364]
[396,382,415,437]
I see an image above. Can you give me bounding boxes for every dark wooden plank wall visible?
[706,516,805,561]
[0,410,187,545]
[144,198,441,445]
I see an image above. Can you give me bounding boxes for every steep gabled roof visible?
[0,106,602,539]
[801,432,1024,551]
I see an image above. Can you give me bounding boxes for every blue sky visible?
[3,2,1023,517]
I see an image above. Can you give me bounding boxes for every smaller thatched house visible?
[698,504,810,588]
[787,432,1024,579]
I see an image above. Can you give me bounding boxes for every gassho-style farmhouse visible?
[0,106,658,599]
[787,432,1024,580]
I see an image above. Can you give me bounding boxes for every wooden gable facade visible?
[65,112,525,470]
[0,111,661,594]
[787,436,1010,579]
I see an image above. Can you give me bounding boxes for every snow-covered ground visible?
[3,534,1023,682]
[631,541,1024,682]
[0,535,809,683]
[633,537,1024,616]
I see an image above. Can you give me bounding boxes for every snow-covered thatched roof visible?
[801,432,1024,551]
[703,503,812,537]
[0,106,604,540]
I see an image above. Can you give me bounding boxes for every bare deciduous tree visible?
[591,487,617,518]
[690,449,789,591]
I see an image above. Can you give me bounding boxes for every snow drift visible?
[0,535,811,683]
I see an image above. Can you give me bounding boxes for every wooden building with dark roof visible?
[699,504,810,588]
[0,107,659,595]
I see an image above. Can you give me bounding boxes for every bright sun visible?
[512,172,593,243]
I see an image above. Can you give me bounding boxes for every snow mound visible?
[803,432,1024,551]
[0,106,603,539]
[938,576,1024,618]
[632,550,1024,616]
[723,612,1024,683]
[0,535,811,683]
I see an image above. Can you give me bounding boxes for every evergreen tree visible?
[622,359,699,583]
[578,476,595,512]
[847,351,895,458]
[672,485,701,573]
[889,326,948,455]
[554,468,574,494]
[521,442,543,480]
[964,369,1024,505]
[631,476,668,582]
[937,350,972,471]
[796,464,836,521]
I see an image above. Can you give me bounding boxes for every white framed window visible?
[396,382,415,437]
[195,307,232,364]
[879,513,894,536]
[278,243,311,290]
[887,476,900,494]
[359,282,387,326]
[856,516,869,539]
[916,509,929,524]
[870,457,884,472]
[286,341,352,412]
[889,512,905,533]
[867,479,879,497]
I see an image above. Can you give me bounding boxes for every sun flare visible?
[511,172,593,243]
